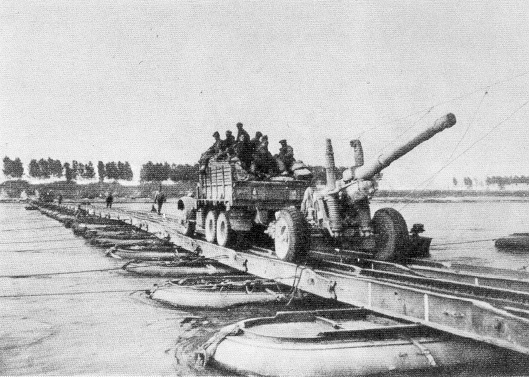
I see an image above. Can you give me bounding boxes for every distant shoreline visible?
[1,180,529,203]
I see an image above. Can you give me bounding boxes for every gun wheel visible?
[204,210,217,243]
[372,207,409,261]
[274,207,310,263]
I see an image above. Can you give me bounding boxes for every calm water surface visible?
[2,201,529,375]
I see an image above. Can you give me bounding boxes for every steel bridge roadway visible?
[71,203,529,356]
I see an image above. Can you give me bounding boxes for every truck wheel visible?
[274,208,310,263]
[181,211,196,237]
[216,211,233,247]
[205,210,217,243]
[177,198,196,236]
[372,208,409,261]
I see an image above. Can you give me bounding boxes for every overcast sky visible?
[1,0,528,188]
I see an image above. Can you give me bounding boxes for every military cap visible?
[256,131,263,137]
[279,139,287,144]
[213,131,220,137]
[236,122,243,127]
[226,130,232,135]
[262,135,268,140]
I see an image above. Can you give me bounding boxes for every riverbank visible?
[2,180,529,203]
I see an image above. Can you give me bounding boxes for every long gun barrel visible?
[353,113,456,180]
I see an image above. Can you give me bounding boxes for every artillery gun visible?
[175,113,456,263]
[285,113,457,261]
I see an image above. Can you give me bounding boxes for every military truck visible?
[176,162,310,251]
[175,113,456,262]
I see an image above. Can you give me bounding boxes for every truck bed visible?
[198,161,309,209]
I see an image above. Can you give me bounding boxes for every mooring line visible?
[0,267,126,279]
[0,288,148,298]
[432,238,498,247]
[397,98,529,211]
[0,238,79,245]
[0,225,64,232]
[5,245,87,253]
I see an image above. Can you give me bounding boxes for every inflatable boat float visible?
[197,308,508,376]
[495,233,529,251]
[124,260,238,277]
[107,246,178,261]
[150,276,287,308]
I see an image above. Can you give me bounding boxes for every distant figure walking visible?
[154,188,166,215]
[106,193,114,208]
[57,194,63,205]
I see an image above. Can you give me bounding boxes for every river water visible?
[1,200,529,375]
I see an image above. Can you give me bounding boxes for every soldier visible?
[252,135,279,178]
[224,130,236,150]
[234,132,253,170]
[236,122,250,144]
[106,192,114,208]
[154,187,166,215]
[199,131,222,168]
[250,131,263,154]
[276,139,295,174]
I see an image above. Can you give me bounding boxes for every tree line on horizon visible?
[2,156,133,183]
[453,176,529,189]
[140,162,199,182]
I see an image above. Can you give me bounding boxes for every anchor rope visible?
[446,89,489,162]
[0,266,126,279]
[432,238,498,247]
[0,225,64,232]
[397,98,529,211]
[0,288,147,298]
[374,106,433,156]
[0,238,79,245]
[356,69,529,139]
[5,245,87,253]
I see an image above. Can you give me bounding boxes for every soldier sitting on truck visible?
[223,130,236,151]
[234,131,253,170]
[235,122,250,144]
[199,131,223,171]
[252,135,279,178]
[214,130,236,161]
[250,131,263,155]
[275,139,295,174]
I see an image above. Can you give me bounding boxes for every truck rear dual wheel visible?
[205,210,217,243]
[274,207,310,263]
[216,211,233,247]
[372,207,409,261]
[205,210,233,247]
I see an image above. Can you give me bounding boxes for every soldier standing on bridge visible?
[154,187,166,215]
[106,192,113,208]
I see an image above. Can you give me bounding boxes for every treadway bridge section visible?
[69,203,529,356]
